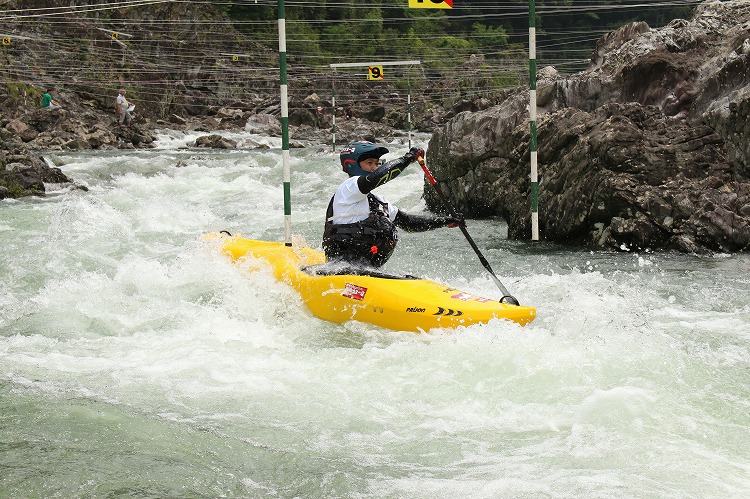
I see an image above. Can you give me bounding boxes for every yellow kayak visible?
[213,233,536,332]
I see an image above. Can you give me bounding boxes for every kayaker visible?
[323,140,464,267]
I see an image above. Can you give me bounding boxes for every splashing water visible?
[1,131,748,498]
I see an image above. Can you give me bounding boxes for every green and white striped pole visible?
[278,0,292,246]
[407,79,412,148]
[331,77,337,152]
[529,0,539,241]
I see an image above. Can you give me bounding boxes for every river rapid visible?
[1,130,749,498]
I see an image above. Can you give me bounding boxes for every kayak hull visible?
[214,234,536,331]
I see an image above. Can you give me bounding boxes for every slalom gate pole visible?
[331,74,336,152]
[407,79,412,149]
[417,157,520,305]
[529,0,540,241]
[278,0,292,246]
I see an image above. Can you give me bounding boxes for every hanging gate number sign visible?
[367,66,384,80]
[408,0,453,8]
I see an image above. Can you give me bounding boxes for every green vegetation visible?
[0,175,34,198]
[227,0,696,73]
[0,0,698,118]
[5,82,40,103]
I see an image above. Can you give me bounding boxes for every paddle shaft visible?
[417,157,519,305]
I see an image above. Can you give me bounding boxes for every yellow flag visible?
[408,0,453,9]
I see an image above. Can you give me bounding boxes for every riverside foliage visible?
[223,0,696,71]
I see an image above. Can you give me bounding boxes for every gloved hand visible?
[402,146,425,163]
[446,212,465,228]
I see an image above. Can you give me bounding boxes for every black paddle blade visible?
[500,295,520,306]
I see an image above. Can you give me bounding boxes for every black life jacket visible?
[322,194,398,267]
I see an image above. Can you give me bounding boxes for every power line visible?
[1,0,704,112]
[0,0,175,19]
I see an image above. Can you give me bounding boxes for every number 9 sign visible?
[408,0,453,9]
[367,66,384,80]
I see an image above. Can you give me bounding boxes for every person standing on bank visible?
[41,89,62,110]
[116,88,132,126]
[323,141,464,268]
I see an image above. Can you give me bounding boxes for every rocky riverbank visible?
[426,0,750,253]
[0,0,453,199]
[0,95,420,199]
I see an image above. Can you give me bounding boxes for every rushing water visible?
[1,129,749,498]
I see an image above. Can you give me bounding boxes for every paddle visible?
[417,156,521,306]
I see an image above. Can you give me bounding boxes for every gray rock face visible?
[427,0,750,253]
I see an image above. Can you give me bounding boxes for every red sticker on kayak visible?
[343,283,367,300]
[451,291,493,303]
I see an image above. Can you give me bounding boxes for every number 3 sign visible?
[408,0,453,8]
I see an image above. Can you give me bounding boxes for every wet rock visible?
[0,150,75,198]
[194,134,237,149]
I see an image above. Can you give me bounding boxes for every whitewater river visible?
[1,130,749,498]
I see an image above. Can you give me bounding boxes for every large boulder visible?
[533,103,747,252]
[0,150,78,199]
[194,134,237,149]
[426,0,750,253]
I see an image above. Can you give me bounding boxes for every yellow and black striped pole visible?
[529,0,540,241]
[278,0,292,246]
